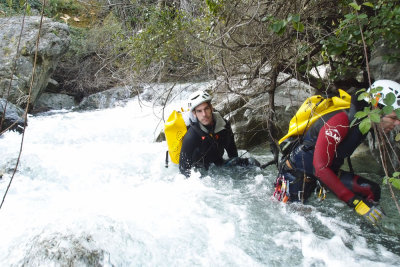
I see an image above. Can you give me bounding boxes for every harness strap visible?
[272,176,289,203]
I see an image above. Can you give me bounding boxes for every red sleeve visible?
[313,112,355,203]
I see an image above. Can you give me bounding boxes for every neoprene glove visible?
[350,197,385,226]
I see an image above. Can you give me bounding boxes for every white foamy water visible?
[0,94,399,266]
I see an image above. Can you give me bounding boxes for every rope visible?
[0,1,46,210]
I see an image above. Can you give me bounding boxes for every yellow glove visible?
[352,198,385,225]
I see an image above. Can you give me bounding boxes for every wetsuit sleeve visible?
[313,112,355,203]
[225,123,238,158]
[179,127,198,177]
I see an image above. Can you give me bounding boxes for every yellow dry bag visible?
[164,110,188,164]
[278,89,351,144]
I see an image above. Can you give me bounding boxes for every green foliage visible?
[352,85,400,191]
[352,86,400,134]
[384,172,400,190]
[0,0,36,15]
[63,26,88,59]
[205,0,225,16]
[126,6,198,74]
[43,0,82,18]
[321,0,400,81]
[262,13,305,35]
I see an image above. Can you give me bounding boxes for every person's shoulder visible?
[213,111,229,132]
[186,122,203,137]
[213,111,227,122]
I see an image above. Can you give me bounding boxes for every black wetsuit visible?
[281,95,380,204]
[179,112,238,177]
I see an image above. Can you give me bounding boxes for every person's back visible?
[276,80,400,226]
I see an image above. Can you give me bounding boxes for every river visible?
[0,89,399,266]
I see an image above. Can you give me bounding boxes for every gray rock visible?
[45,78,60,93]
[215,78,315,148]
[0,98,25,133]
[369,42,400,83]
[34,92,76,112]
[0,16,70,108]
[76,86,141,110]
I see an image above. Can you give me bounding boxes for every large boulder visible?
[0,16,70,109]
[33,92,76,112]
[214,77,315,148]
[369,42,400,82]
[0,98,25,133]
[76,86,141,110]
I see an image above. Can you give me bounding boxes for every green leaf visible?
[359,117,371,134]
[272,20,286,34]
[354,111,367,119]
[395,133,400,142]
[383,92,396,106]
[349,3,361,11]
[393,172,400,178]
[371,108,381,115]
[356,88,367,94]
[383,105,394,115]
[358,13,368,19]
[326,42,347,56]
[370,87,383,94]
[370,112,381,123]
[383,176,389,185]
[389,178,400,190]
[357,92,369,101]
[395,108,400,119]
[344,13,356,20]
[350,117,358,128]
[291,14,300,22]
[363,2,374,8]
[293,22,304,32]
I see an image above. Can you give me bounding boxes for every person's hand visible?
[380,112,400,133]
[350,197,385,225]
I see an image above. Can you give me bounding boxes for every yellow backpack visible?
[164,110,189,165]
[279,89,351,145]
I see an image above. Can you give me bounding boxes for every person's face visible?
[380,111,400,133]
[193,102,213,126]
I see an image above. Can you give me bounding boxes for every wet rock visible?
[0,16,70,109]
[33,92,76,112]
[76,86,141,110]
[0,98,25,133]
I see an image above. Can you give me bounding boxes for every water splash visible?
[0,94,399,266]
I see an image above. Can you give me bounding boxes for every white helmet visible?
[368,80,400,109]
[188,90,212,111]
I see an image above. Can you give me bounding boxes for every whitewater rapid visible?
[0,93,399,266]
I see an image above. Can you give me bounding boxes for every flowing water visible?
[0,92,399,266]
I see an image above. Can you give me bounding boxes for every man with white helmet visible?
[179,90,259,177]
[370,80,400,132]
[277,79,400,226]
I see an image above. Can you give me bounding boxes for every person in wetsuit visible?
[280,80,400,225]
[179,90,259,177]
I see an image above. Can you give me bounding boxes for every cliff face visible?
[0,16,70,109]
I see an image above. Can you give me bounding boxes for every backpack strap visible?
[165,150,169,168]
